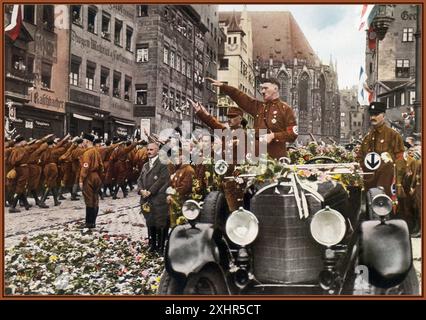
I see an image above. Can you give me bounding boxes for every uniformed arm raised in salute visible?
[206,77,298,159]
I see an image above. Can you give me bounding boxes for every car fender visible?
[165,223,221,277]
[360,219,412,288]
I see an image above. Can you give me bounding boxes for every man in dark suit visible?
[137,142,170,253]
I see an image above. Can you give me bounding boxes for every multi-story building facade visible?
[192,5,222,129]
[5,4,68,139]
[68,4,137,139]
[5,4,218,139]
[364,4,418,137]
[340,87,363,144]
[218,9,255,125]
[133,4,207,135]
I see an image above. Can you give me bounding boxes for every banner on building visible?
[5,5,23,41]
[140,119,150,141]
[358,66,374,106]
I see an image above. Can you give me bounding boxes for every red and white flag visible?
[5,4,23,41]
[358,4,374,31]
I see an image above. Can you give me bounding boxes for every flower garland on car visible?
[5,229,164,295]
[234,143,363,189]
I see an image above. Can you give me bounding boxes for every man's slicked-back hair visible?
[260,77,280,90]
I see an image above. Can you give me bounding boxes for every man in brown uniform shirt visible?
[359,101,406,198]
[191,100,246,211]
[79,133,104,229]
[206,77,298,160]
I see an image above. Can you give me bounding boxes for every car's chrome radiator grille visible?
[251,193,323,284]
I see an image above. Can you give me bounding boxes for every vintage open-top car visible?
[157,156,419,295]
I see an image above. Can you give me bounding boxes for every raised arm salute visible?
[206,77,298,160]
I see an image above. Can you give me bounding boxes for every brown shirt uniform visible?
[170,164,195,201]
[220,84,298,160]
[79,147,103,208]
[359,122,405,197]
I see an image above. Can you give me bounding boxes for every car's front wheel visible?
[157,269,185,295]
[183,266,229,295]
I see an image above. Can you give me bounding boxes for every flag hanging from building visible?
[358,4,374,31]
[358,66,374,106]
[5,4,23,41]
[358,4,380,32]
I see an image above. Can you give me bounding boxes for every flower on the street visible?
[4,225,165,295]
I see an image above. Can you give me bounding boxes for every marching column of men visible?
[5,133,148,216]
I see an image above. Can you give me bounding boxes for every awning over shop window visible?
[115,120,135,126]
[73,113,93,121]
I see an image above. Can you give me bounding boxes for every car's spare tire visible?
[198,191,229,231]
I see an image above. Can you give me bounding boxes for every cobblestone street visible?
[5,190,146,249]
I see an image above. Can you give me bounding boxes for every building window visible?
[72,5,82,25]
[85,62,96,91]
[124,76,132,101]
[101,12,111,40]
[135,84,147,105]
[186,63,192,79]
[176,55,181,72]
[69,58,80,86]
[170,51,175,68]
[137,5,148,17]
[100,67,109,94]
[27,56,34,73]
[113,71,121,98]
[402,27,414,42]
[136,44,149,62]
[125,26,133,51]
[219,58,229,70]
[87,6,97,34]
[187,24,193,41]
[401,92,405,105]
[41,62,52,88]
[233,37,237,44]
[23,5,36,24]
[341,121,345,128]
[182,59,186,75]
[42,5,54,31]
[396,59,410,78]
[114,19,122,46]
[163,45,169,64]
[341,112,345,117]
[12,55,26,71]
[409,91,416,104]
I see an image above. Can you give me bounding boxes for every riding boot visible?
[148,227,157,252]
[128,182,134,191]
[112,185,120,199]
[71,184,80,201]
[31,190,41,206]
[9,194,21,213]
[52,188,61,206]
[93,207,99,227]
[86,208,96,229]
[99,190,104,200]
[40,187,50,205]
[102,187,108,198]
[20,193,32,210]
[121,184,128,198]
[58,186,66,200]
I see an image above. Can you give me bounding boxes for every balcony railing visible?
[6,68,36,83]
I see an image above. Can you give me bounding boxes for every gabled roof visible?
[219,11,318,65]
[227,11,245,35]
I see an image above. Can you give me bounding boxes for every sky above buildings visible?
[219,4,366,90]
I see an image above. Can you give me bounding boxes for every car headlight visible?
[310,206,346,247]
[226,207,259,246]
[182,200,202,221]
[371,194,393,216]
